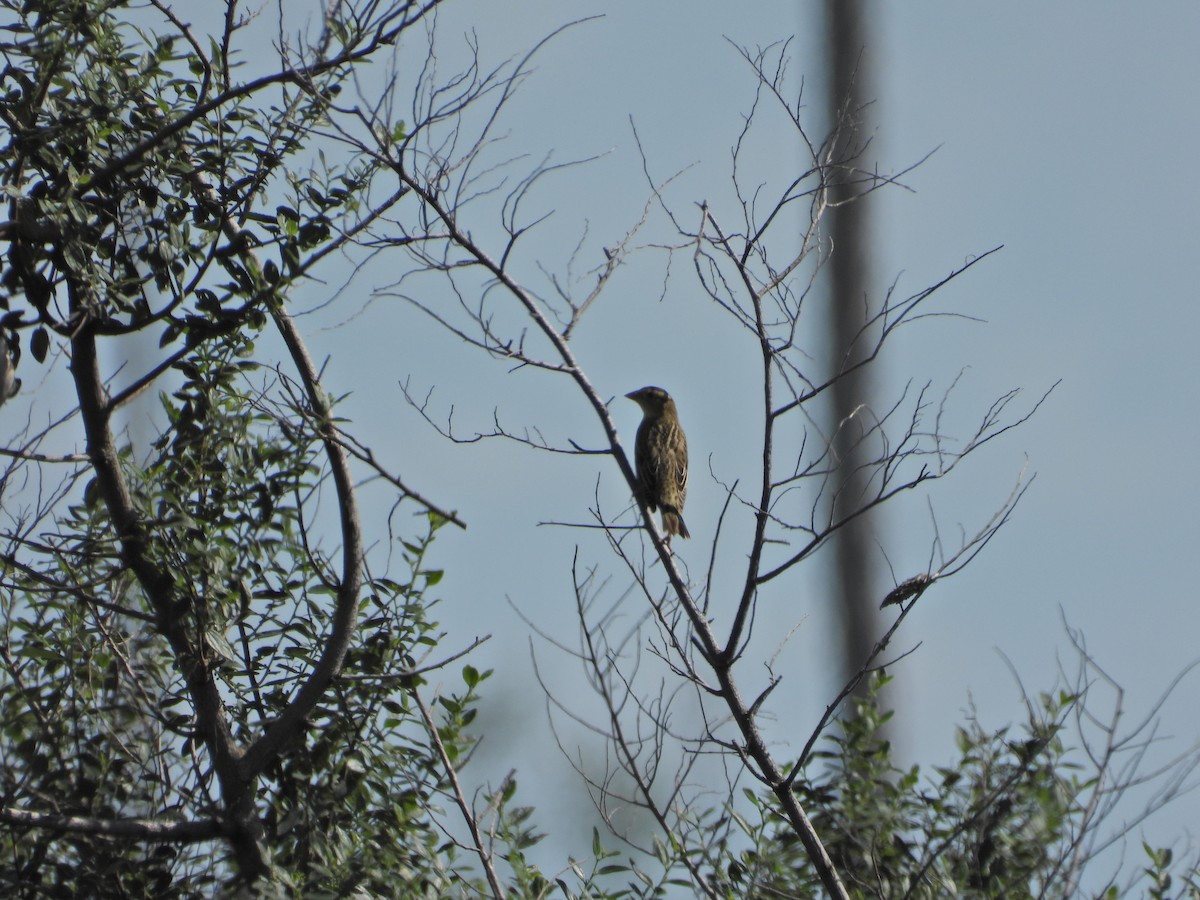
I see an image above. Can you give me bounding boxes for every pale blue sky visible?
[329,1,1200,876]
[302,1,1200,879]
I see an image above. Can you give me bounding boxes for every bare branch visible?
[0,807,222,842]
[413,688,507,900]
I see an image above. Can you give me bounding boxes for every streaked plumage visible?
[0,332,19,409]
[626,386,689,540]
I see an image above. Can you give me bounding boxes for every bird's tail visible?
[662,508,690,540]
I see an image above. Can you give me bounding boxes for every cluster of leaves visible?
[0,1,514,892]
[258,522,491,898]
[798,677,1074,897]
[475,671,1200,899]
[0,0,354,355]
[672,672,1195,899]
[0,322,491,894]
[0,566,190,893]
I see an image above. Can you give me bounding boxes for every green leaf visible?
[30,326,48,363]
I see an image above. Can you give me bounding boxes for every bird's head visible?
[625,386,673,414]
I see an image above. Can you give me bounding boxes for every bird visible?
[625,386,690,541]
[0,332,19,409]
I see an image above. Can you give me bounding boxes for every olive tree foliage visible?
[0,1,507,895]
[0,1,1197,898]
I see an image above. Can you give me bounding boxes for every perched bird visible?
[626,386,690,541]
[0,332,19,409]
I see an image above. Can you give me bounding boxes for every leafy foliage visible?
[0,0,507,893]
[691,672,1199,899]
